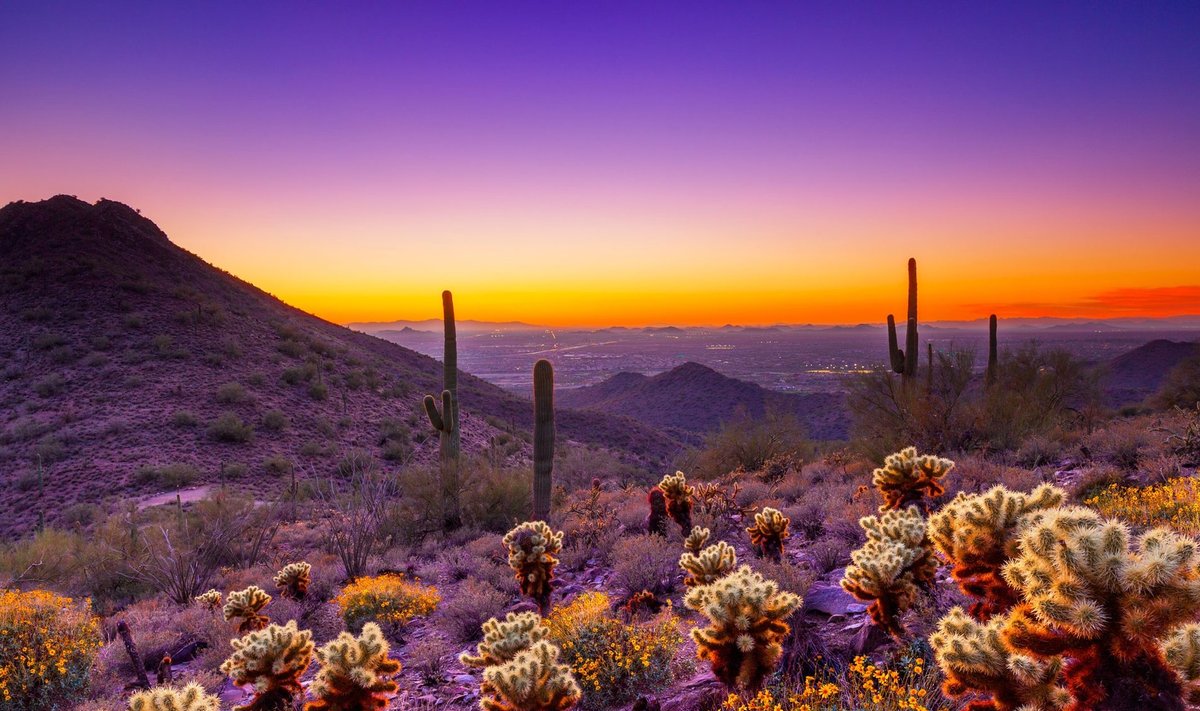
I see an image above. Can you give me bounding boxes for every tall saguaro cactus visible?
[423,290,462,531]
[987,313,998,387]
[886,258,919,379]
[532,359,555,521]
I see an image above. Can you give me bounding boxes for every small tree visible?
[313,463,397,579]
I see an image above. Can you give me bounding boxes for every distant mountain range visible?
[350,315,1200,335]
[558,361,851,443]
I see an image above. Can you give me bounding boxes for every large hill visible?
[558,361,850,443]
[1103,339,1200,407]
[0,196,679,535]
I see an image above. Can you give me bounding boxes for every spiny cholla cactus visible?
[684,565,802,691]
[479,639,581,711]
[224,586,272,633]
[680,540,737,588]
[684,526,710,555]
[841,506,937,638]
[928,483,1065,620]
[997,508,1200,709]
[872,446,953,512]
[746,507,790,562]
[930,607,1069,711]
[306,622,400,711]
[657,472,693,532]
[503,521,563,615]
[127,683,220,711]
[1163,624,1200,704]
[194,589,222,612]
[460,611,548,669]
[220,620,314,711]
[273,562,311,601]
[646,487,668,536]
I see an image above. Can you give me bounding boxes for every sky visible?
[2,2,1199,327]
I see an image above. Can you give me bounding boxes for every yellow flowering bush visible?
[545,592,684,710]
[333,574,439,636]
[721,655,942,711]
[1086,476,1200,535]
[0,589,101,711]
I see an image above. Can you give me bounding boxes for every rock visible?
[453,674,476,685]
[803,583,857,616]
[847,603,867,614]
[850,622,891,656]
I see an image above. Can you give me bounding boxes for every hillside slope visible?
[0,196,679,535]
[1103,339,1200,407]
[558,361,850,443]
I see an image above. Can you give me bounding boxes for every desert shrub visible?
[34,373,66,396]
[308,380,329,401]
[59,503,99,528]
[299,440,331,458]
[982,344,1102,449]
[92,601,224,694]
[263,455,293,475]
[170,410,199,428]
[946,455,1044,498]
[407,637,453,686]
[214,381,249,404]
[1014,433,1063,467]
[207,412,253,443]
[750,559,814,598]
[1154,350,1200,409]
[32,332,66,350]
[1084,420,1151,470]
[460,463,532,532]
[334,574,439,637]
[784,501,825,541]
[692,412,813,481]
[134,463,199,489]
[436,579,509,642]
[1069,464,1131,502]
[611,534,680,595]
[261,409,289,432]
[545,591,684,710]
[0,589,101,710]
[33,435,66,463]
[804,538,851,575]
[0,528,92,590]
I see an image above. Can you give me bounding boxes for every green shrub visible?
[134,463,199,488]
[207,412,253,443]
[264,455,294,475]
[34,373,66,397]
[308,380,328,401]
[261,409,289,432]
[170,410,199,428]
[214,382,248,404]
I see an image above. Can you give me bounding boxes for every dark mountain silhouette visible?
[558,362,849,443]
[0,196,679,535]
[1103,339,1200,407]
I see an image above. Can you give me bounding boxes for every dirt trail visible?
[136,485,215,510]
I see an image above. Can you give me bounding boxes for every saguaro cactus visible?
[533,359,555,521]
[886,258,919,378]
[987,314,998,387]
[423,290,461,531]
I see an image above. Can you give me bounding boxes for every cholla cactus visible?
[220,620,314,711]
[841,506,937,638]
[503,521,563,615]
[273,562,311,601]
[127,683,220,711]
[680,541,737,588]
[930,607,1069,711]
[306,622,400,711]
[1163,624,1200,704]
[479,639,581,711]
[646,487,669,536]
[746,507,790,562]
[460,612,549,669]
[224,586,272,633]
[928,483,1065,620]
[684,565,802,691]
[657,472,693,532]
[872,446,953,512]
[194,589,222,612]
[684,526,710,555]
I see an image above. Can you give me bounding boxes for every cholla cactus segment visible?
[503,521,564,614]
[224,586,272,633]
[646,487,669,536]
[684,565,802,691]
[273,562,311,601]
[684,526,710,555]
[127,683,220,711]
[930,607,1069,711]
[194,589,222,612]
[680,541,737,588]
[657,471,694,532]
[928,484,1065,619]
[479,639,581,711]
[460,612,550,669]
[746,507,790,562]
[1163,624,1200,704]
[220,620,314,711]
[841,506,937,637]
[306,622,400,711]
[872,446,954,511]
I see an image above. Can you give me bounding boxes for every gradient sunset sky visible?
[2,2,1199,326]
